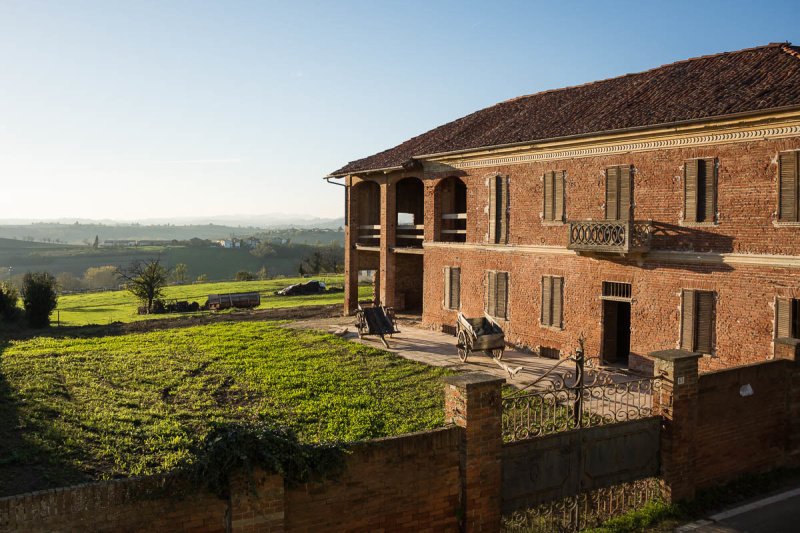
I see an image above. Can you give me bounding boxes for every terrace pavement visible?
[288,315,642,390]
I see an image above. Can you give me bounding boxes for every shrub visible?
[0,282,20,321]
[235,270,255,281]
[184,420,345,498]
[21,272,58,327]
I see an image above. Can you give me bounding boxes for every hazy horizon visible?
[1,0,798,221]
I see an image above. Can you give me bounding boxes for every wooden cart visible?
[355,304,399,348]
[456,312,505,362]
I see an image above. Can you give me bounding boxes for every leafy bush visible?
[0,282,20,321]
[21,272,58,327]
[184,420,345,497]
[235,270,255,281]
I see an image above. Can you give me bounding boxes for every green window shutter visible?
[776,297,792,339]
[451,268,461,310]
[695,291,715,354]
[444,267,451,309]
[703,158,717,223]
[605,167,619,220]
[681,289,696,351]
[496,272,508,319]
[552,277,563,328]
[555,171,565,222]
[779,152,799,222]
[684,159,699,222]
[542,276,553,326]
[486,271,497,316]
[619,165,632,221]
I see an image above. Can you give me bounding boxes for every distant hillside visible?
[0,238,343,283]
[0,223,344,246]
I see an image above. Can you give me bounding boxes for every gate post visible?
[649,349,700,503]
[444,373,505,533]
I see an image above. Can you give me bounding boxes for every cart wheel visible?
[492,348,504,361]
[457,330,469,362]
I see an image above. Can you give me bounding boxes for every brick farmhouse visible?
[329,43,800,374]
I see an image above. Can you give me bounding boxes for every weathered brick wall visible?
[423,247,799,372]
[284,427,461,532]
[373,136,800,370]
[0,474,228,533]
[694,360,791,488]
[421,137,800,254]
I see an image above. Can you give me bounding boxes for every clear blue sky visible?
[0,0,797,221]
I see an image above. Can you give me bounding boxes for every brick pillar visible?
[229,469,285,533]
[379,179,396,308]
[649,349,701,503]
[444,373,505,533]
[344,178,358,315]
[775,339,800,464]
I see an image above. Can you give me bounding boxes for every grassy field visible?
[54,276,372,326]
[0,321,450,495]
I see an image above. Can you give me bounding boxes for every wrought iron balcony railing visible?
[567,220,653,254]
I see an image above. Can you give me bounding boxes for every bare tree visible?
[116,258,169,313]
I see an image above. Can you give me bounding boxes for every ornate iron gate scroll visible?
[500,341,664,527]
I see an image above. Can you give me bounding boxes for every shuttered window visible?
[779,151,800,222]
[605,166,633,221]
[541,276,564,328]
[680,289,715,354]
[776,297,800,339]
[543,171,566,222]
[489,175,510,243]
[684,158,717,223]
[485,271,509,319]
[444,267,461,310]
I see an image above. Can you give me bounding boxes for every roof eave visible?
[331,103,800,177]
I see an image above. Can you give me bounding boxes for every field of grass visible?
[0,321,450,495]
[54,276,372,326]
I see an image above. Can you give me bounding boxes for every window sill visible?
[541,221,566,227]
[680,221,718,228]
[773,222,800,228]
[540,324,564,332]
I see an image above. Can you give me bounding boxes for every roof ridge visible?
[781,43,800,61]
[499,42,790,106]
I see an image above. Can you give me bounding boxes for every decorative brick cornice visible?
[421,111,800,173]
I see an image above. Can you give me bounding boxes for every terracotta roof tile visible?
[331,43,800,176]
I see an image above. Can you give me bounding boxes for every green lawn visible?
[0,321,450,495]
[54,276,372,326]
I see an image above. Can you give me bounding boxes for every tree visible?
[21,272,58,327]
[83,265,118,289]
[256,266,269,280]
[196,274,209,283]
[235,270,255,281]
[249,242,275,258]
[116,259,169,313]
[56,272,83,292]
[0,282,20,321]
[172,263,189,284]
[92,235,99,249]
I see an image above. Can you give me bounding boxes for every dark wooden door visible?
[602,300,618,363]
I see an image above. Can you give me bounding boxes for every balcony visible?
[567,220,653,255]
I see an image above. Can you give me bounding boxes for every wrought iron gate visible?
[500,341,664,531]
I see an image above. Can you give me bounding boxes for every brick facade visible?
[345,134,800,373]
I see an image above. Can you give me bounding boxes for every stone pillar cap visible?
[648,349,702,362]
[444,373,506,388]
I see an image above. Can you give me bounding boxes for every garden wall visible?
[0,427,462,533]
